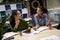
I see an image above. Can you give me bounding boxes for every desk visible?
[2,23,59,40]
[14,29,60,40]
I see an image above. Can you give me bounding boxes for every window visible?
[22,14,27,18]
[5,4,11,10]
[46,0,60,22]
[16,3,22,9]
[0,11,6,17]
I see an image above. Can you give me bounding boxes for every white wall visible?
[46,0,60,10]
[46,0,60,22]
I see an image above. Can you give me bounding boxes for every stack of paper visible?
[32,27,48,34]
[32,31,40,34]
[23,27,48,35]
[40,35,60,40]
[52,23,58,27]
[2,32,18,40]
[37,27,48,32]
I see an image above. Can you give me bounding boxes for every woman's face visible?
[16,11,21,20]
[37,8,43,16]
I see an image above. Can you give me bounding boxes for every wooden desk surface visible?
[14,29,60,40]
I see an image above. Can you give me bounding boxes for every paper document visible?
[31,27,48,34]
[23,27,48,35]
[37,27,48,32]
[3,32,18,39]
[32,31,40,34]
[52,23,58,27]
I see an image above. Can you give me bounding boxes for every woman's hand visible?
[33,25,39,31]
[48,16,54,24]
[15,20,20,29]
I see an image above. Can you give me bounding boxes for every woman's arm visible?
[14,20,20,29]
[48,16,54,24]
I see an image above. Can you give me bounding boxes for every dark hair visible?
[43,8,48,13]
[37,6,48,14]
[10,10,18,28]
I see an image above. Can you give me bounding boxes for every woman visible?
[33,6,53,30]
[10,10,29,35]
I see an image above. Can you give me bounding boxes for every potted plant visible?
[0,16,8,39]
